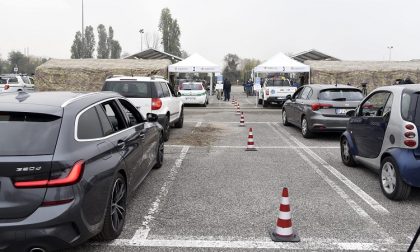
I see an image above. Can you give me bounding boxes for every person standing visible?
[223,78,231,101]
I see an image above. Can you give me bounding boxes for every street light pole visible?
[81,0,85,58]
[387,46,393,61]
[139,29,144,51]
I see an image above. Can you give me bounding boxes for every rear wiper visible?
[332,98,346,101]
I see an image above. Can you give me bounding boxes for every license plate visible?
[186,97,196,100]
[336,109,349,114]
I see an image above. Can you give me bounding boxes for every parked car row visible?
[281,83,420,201]
[0,74,36,93]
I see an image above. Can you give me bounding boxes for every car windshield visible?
[102,81,152,98]
[180,83,203,90]
[0,112,62,156]
[319,89,364,101]
[266,79,290,87]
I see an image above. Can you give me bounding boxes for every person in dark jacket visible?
[223,78,232,101]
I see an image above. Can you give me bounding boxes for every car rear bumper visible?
[180,96,206,104]
[0,200,93,251]
[266,97,287,103]
[308,114,350,132]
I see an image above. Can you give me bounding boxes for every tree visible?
[83,25,95,58]
[159,8,182,57]
[70,31,83,59]
[240,58,261,82]
[145,32,161,50]
[97,24,109,59]
[181,50,189,59]
[6,51,46,74]
[110,40,122,59]
[222,54,241,82]
[0,54,11,74]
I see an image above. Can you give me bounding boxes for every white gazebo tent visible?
[168,53,222,95]
[253,52,311,82]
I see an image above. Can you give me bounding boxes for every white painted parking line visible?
[165,145,339,149]
[132,146,190,240]
[98,237,411,251]
[267,123,394,244]
[271,123,390,215]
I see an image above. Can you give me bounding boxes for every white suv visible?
[0,74,35,93]
[102,76,184,141]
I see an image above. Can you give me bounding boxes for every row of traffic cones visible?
[233,97,299,243]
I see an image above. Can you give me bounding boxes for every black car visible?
[0,91,164,251]
[282,84,364,138]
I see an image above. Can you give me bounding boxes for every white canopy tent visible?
[168,53,222,95]
[254,52,311,83]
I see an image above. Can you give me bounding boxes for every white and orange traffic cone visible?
[236,105,241,115]
[239,112,245,127]
[245,128,257,151]
[270,188,300,242]
[231,97,235,104]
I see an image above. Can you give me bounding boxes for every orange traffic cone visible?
[239,112,245,127]
[245,128,257,151]
[270,188,300,242]
[236,105,241,115]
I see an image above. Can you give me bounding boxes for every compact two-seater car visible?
[0,91,164,251]
[341,84,420,200]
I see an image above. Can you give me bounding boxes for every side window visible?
[382,93,394,118]
[359,92,392,117]
[299,87,311,100]
[100,101,127,132]
[77,107,104,139]
[29,77,35,84]
[155,82,164,98]
[307,88,313,99]
[22,76,30,84]
[118,99,144,126]
[292,87,304,99]
[96,105,114,136]
[161,83,170,97]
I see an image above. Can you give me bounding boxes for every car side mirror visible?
[286,95,292,100]
[177,92,182,97]
[147,113,159,122]
[346,110,356,117]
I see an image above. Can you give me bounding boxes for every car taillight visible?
[311,103,333,111]
[403,123,417,148]
[4,84,9,90]
[152,98,162,110]
[14,160,85,188]
[265,89,269,95]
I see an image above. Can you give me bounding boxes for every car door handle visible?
[116,140,126,149]
[139,133,145,140]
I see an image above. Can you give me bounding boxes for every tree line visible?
[70,24,122,59]
[0,52,47,75]
[222,54,261,83]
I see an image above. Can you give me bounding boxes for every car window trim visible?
[74,97,143,142]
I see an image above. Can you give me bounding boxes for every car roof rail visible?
[61,92,102,108]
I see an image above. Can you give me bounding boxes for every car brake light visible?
[405,124,415,130]
[404,140,416,147]
[265,89,269,96]
[311,103,333,111]
[14,160,85,188]
[152,98,162,110]
[4,84,9,90]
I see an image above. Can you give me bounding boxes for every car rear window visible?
[0,78,7,84]
[401,91,420,126]
[7,77,18,84]
[103,81,152,98]
[180,83,203,90]
[0,112,62,156]
[319,89,364,101]
[266,79,290,87]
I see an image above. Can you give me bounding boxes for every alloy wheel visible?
[110,178,126,232]
[341,139,350,162]
[381,162,397,195]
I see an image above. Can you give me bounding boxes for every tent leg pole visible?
[210,74,213,96]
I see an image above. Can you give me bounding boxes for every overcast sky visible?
[2,0,420,65]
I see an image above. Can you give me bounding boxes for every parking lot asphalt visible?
[73,86,420,251]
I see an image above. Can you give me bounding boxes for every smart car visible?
[341,84,420,200]
[0,91,164,251]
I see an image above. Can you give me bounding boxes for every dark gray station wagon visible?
[0,91,163,251]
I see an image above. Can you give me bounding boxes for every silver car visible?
[282,84,364,138]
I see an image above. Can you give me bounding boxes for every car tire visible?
[380,157,411,200]
[301,116,313,138]
[95,173,127,241]
[340,137,356,167]
[163,116,170,141]
[258,99,262,105]
[153,135,164,169]
[282,109,290,126]
[262,99,268,108]
[174,108,184,128]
